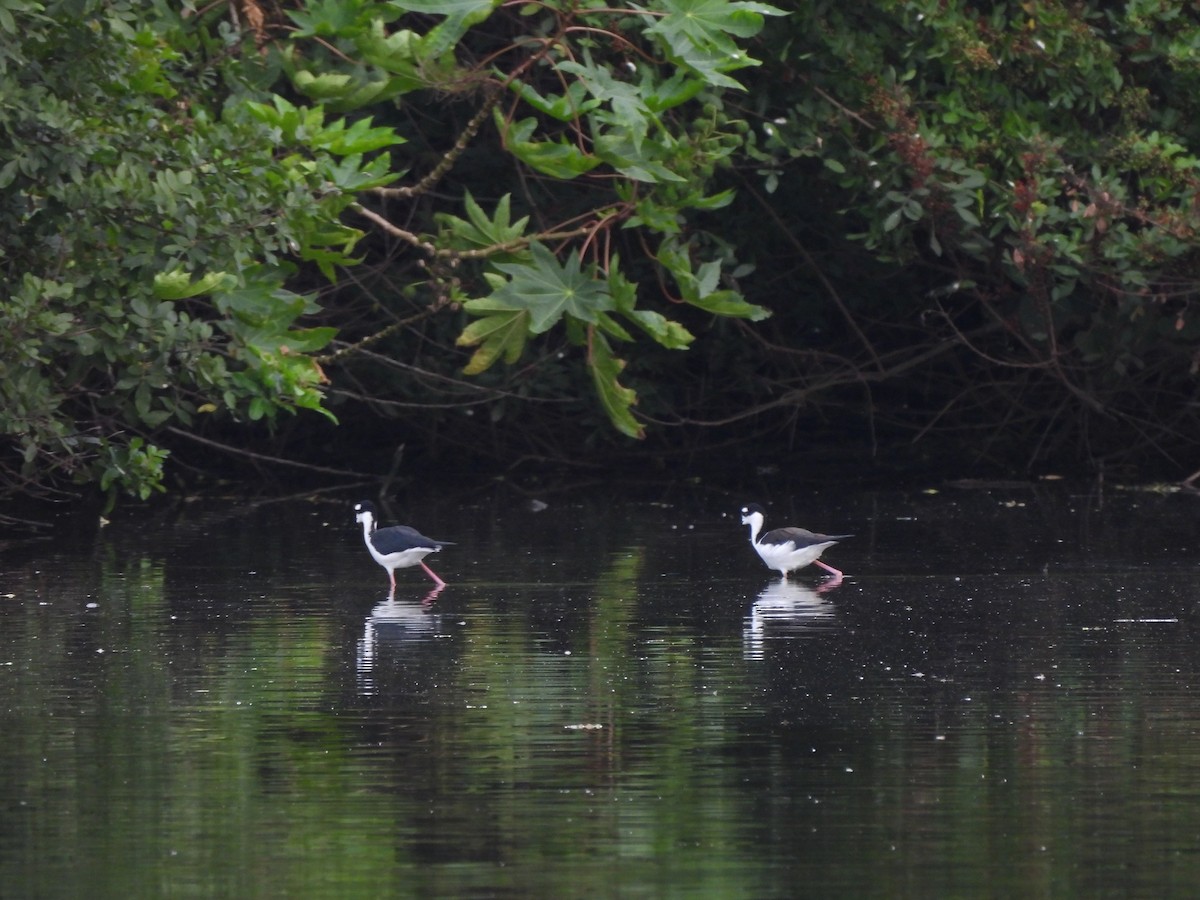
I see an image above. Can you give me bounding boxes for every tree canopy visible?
[732,1,1200,473]
[5,0,1200,502]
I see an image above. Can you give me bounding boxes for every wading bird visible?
[740,503,850,581]
[354,500,452,593]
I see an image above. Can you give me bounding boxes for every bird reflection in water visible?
[743,579,839,660]
[356,585,444,694]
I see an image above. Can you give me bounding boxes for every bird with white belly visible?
[740,503,851,581]
[354,500,452,593]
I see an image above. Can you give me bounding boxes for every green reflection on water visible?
[4,495,1200,898]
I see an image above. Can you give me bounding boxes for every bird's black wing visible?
[761,527,852,548]
[370,524,453,554]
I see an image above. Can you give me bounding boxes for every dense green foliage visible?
[7,0,1200,500]
[727,1,1200,470]
[0,1,400,500]
[1,0,784,499]
[299,0,1200,475]
[283,0,782,444]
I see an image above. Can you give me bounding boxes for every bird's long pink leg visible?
[814,560,844,578]
[421,561,447,588]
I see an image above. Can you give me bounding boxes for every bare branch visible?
[371,85,503,201]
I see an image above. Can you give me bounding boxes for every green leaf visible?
[293,70,355,101]
[354,21,434,96]
[692,189,735,210]
[326,74,423,112]
[594,134,686,183]
[686,287,770,318]
[489,243,613,333]
[627,195,684,233]
[609,265,694,349]
[510,137,603,180]
[435,191,529,252]
[559,56,654,153]
[280,327,338,354]
[153,269,236,300]
[388,0,496,15]
[456,301,531,374]
[134,382,152,422]
[589,332,644,439]
[594,311,636,342]
[388,0,498,59]
[645,72,706,112]
[244,95,325,144]
[656,240,771,320]
[320,116,406,155]
[645,0,787,88]
[509,79,600,123]
[287,0,366,38]
[493,112,603,179]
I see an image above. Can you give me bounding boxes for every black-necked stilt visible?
[354,500,452,592]
[740,503,851,581]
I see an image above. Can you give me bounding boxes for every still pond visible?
[2,480,1200,898]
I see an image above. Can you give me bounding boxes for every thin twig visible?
[316,303,448,365]
[165,427,372,479]
[736,171,884,370]
[372,85,504,201]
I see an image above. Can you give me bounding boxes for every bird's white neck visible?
[743,511,764,545]
[357,511,376,537]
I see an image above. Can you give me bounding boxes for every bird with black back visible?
[354,501,453,596]
[740,503,851,583]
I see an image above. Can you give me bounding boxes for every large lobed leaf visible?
[488,243,612,334]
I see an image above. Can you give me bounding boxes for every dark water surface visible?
[3,482,1200,898]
